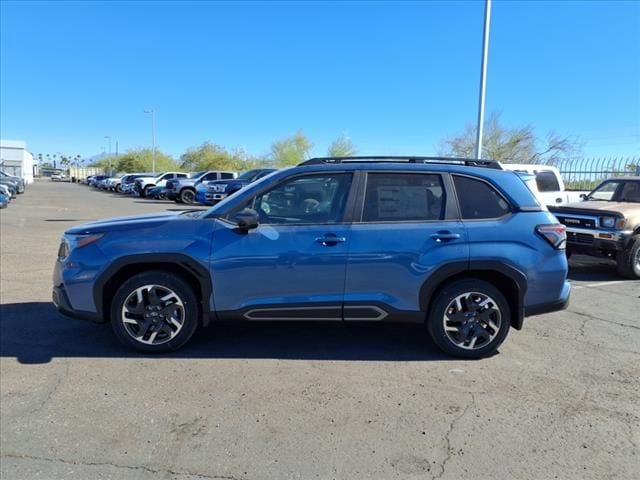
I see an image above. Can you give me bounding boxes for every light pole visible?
[475,0,492,159]
[144,109,156,175]
[104,135,112,175]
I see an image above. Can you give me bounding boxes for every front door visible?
[210,172,354,320]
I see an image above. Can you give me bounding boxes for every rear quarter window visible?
[453,175,511,219]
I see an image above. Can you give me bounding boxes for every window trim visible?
[354,170,456,224]
[221,171,357,227]
[451,173,513,221]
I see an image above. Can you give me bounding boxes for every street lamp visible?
[475,0,492,159]
[104,135,112,175]
[143,109,156,175]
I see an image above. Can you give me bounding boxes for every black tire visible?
[427,278,511,359]
[180,188,196,204]
[616,235,640,279]
[115,184,122,193]
[143,185,154,198]
[110,271,199,353]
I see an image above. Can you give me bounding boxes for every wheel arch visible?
[420,261,526,330]
[94,254,213,325]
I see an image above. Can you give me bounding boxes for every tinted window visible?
[177,173,188,178]
[535,171,560,192]
[203,172,219,181]
[248,173,353,225]
[221,172,236,179]
[453,175,510,219]
[362,173,445,222]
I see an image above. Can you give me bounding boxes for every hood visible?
[65,212,184,235]
[553,200,640,216]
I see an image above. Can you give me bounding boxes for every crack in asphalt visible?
[571,310,640,331]
[0,453,245,480]
[432,392,476,480]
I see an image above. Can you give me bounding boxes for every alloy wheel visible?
[442,292,501,350]
[120,284,185,345]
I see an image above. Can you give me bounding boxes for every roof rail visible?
[298,156,503,169]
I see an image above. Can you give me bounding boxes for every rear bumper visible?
[52,285,103,323]
[524,281,571,317]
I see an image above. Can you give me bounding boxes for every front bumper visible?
[566,227,633,253]
[52,285,102,322]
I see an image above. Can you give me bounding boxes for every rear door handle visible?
[315,234,347,246]
[430,231,461,243]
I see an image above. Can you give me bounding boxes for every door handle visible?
[315,234,347,246]
[430,231,461,243]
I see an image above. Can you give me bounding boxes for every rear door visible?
[344,171,468,320]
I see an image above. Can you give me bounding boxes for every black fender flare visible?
[419,261,527,330]
[94,253,213,324]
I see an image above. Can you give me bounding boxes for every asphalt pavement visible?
[1,180,638,479]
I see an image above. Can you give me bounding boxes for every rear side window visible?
[453,175,510,219]
[535,171,560,192]
[220,172,236,179]
[362,173,445,222]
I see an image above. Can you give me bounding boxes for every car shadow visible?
[0,302,449,364]
[568,254,625,282]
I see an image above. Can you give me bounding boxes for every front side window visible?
[203,172,219,181]
[362,173,446,222]
[453,175,511,219]
[245,173,353,225]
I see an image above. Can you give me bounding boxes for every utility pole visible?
[144,109,156,175]
[475,0,492,159]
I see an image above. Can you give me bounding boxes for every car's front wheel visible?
[143,185,154,198]
[427,279,511,359]
[616,235,640,279]
[180,188,196,204]
[110,271,199,352]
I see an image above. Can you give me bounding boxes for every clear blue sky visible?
[1,0,639,162]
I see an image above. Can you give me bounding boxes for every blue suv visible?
[53,157,570,358]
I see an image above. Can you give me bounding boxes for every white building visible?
[0,139,35,184]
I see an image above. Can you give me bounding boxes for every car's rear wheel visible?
[427,279,510,359]
[616,235,640,279]
[110,271,199,352]
[180,188,196,204]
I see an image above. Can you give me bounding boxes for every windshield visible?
[587,180,640,202]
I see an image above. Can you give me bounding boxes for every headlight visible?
[599,216,615,228]
[65,233,104,253]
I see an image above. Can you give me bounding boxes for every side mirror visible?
[233,208,259,231]
[580,193,587,200]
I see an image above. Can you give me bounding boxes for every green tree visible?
[90,148,178,173]
[270,131,313,167]
[438,112,581,165]
[327,135,357,157]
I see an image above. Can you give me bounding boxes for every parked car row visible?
[0,170,27,209]
[82,168,277,206]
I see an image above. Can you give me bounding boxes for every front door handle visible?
[315,234,347,246]
[430,231,461,243]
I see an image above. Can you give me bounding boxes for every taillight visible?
[536,224,566,249]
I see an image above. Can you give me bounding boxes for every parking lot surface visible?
[1,180,638,480]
